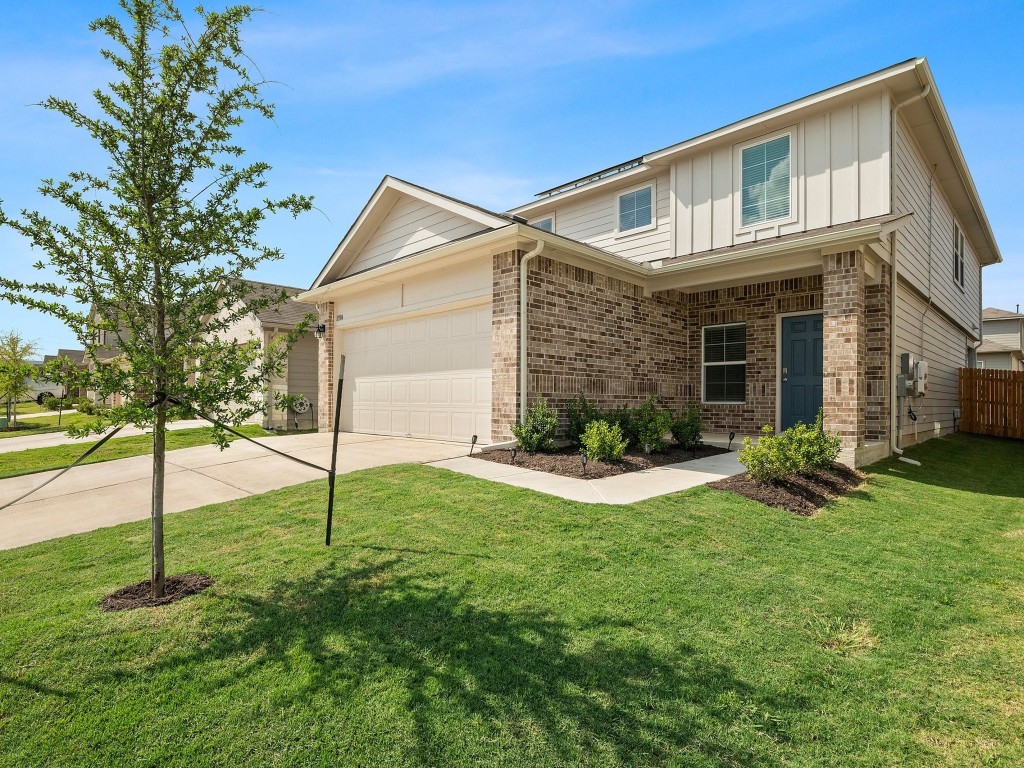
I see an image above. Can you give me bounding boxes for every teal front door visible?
[781,314,823,430]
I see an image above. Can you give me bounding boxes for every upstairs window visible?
[953,222,965,288]
[741,134,791,227]
[703,324,746,403]
[532,217,553,232]
[618,184,653,233]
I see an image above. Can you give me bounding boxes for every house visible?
[977,307,1024,371]
[208,280,320,430]
[299,58,1001,466]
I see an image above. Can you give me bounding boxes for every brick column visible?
[822,251,866,454]
[316,301,335,432]
[491,250,522,442]
[864,263,891,443]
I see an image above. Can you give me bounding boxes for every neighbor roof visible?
[982,307,1024,320]
[977,340,1024,355]
[238,279,317,327]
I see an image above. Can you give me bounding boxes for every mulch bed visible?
[708,463,865,516]
[475,443,731,479]
[100,573,214,612]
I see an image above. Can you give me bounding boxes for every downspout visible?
[889,82,931,454]
[519,239,546,423]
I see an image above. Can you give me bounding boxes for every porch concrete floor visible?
[429,449,744,504]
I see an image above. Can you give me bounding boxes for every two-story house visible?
[977,307,1024,371]
[300,58,1001,466]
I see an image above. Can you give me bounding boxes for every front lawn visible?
[0,424,270,480]
[0,411,97,438]
[1,433,1022,766]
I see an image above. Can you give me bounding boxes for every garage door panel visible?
[341,304,492,443]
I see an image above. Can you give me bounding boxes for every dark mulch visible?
[100,573,214,612]
[708,463,866,516]
[475,443,731,479]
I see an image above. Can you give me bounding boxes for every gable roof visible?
[236,279,317,328]
[310,176,511,290]
[977,340,1024,356]
[982,307,1024,321]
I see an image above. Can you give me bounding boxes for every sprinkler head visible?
[580,450,588,475]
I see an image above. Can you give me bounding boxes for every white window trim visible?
[701,322,747,405]
[614,179,657,238]
[953,221,966,291]
[529,213,555,233]
[733,127,798,235]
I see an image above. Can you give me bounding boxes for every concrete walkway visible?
[0,419,215,454]
[0,433,467,550]
[430,450,744,504]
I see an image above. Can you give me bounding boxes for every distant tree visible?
[0,332,39,426]
[0,0,312,598]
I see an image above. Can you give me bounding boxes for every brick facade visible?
[821,251,866,450]
[316,301,335,432]
[864,263,891,442]
[491,250,523,441]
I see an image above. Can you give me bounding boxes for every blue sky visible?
[1,0,1022,352]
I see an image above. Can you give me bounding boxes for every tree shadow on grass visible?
[143,557,809,765]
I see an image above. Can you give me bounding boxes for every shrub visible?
[632,396,673,453]
[511,398,558,453]
[76,398,97,415]
[738,425,801,483]
[789,409,841,472]
[565,393,600,446]
[601,406,637,445]
[42,396,62,411]
[581,419,628,462]
[671,401,703,450]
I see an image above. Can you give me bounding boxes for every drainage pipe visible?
[519,240,546,423]
[889,82,931,454]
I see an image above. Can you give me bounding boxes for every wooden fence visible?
[958,367,1024,439]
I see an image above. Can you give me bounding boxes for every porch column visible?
[822,251,866,455]
[491,250,522,442]
[316,301,335,432]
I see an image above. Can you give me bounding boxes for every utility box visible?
[900,353,917,379]
[913,360,929,395]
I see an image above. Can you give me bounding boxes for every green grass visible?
[0,424,270,480]
[1,433,1022,766]
[0,411,98,438]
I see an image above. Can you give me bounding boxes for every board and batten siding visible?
[672,91,891,258]
[543,169,671,264]
[894,284,969,443]
[893,112,982,337]
[346,196,487,276]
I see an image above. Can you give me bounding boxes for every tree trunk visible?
[150,400,166,598]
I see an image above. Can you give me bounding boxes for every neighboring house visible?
[40,348,88,399]
[211,281,320,430]
[977,307,1024,371]
[299,58,1001,466]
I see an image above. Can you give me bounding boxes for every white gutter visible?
[889,82,931,452]
[519,240,545,423]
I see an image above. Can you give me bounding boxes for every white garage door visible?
[340,305,492,443]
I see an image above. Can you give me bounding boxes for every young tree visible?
[0,0,312,597]
[0,332,40,426]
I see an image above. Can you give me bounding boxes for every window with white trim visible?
[703,324,746,403]
[532,217,553,233]
[741,134,791,227]
[618,185,653,233]
[953,222,965,287]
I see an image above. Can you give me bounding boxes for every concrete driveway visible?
[0,433,467,550]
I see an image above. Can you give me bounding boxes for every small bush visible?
[632,396,673,453]
[789,409,841,472]
[565,394,600,446]
[511,398,558,453]
[738,425,801,483]
[602,406,637,446]
[42,396,62,411]
[581,419,628,462]
[671,402,703,450]
[76,398,97,416]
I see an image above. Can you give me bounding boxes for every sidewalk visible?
[0,419,213,454]
[0,432,467,550]
[429,450,743,504]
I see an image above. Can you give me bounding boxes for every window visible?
[741,134,791,227]
[618,185,653,233]
[532,217,553,233]
[953,222,965,288]
[703,324,746,403]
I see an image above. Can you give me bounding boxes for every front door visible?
[781,314,823,430]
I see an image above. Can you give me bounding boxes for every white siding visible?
[670,90,890,257]
[982,318,1023,350]
[893,113,982,337]
[894,285,970,445]
[287,333,319,427]
[346,196,487,276]
[977,352,1016,372]
[537,169,672,264]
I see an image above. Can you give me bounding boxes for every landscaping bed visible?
[476,443,730,479]
[709,462,864,515]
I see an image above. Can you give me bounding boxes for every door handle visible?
[782,377,788,383]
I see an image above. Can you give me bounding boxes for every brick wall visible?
[864,263,891,442]
[821,252,866,449]
[316,301,335,432]
[491,250,522,441]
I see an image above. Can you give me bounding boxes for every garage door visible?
[340,305,492,443]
